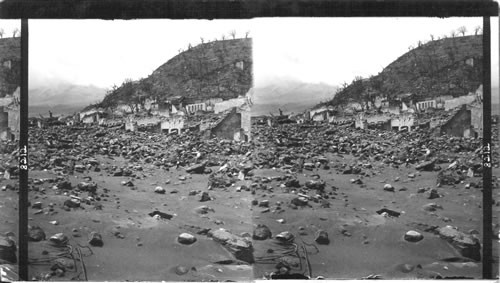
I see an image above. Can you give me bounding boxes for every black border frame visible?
[5,0,498,280]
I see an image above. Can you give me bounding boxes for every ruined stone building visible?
[81,111,104,124]
[161,117,185,134]
[415,99,436,112]
[444,95,477,111]
[390,114,415,132]
[214,96,247,114]
[439,104,483,138]
[185,103,207,114]
[208,106,251,141]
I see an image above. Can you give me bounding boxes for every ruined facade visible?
[161,117,185,134]
[390,114,415,131]
[185,103,206,114]
[416,100,436,112]
[214,96,247,114]
[444,94,478,111]
[209,106,251,141]
[440,104,483,138]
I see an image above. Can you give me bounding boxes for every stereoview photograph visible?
[22,17,498,281]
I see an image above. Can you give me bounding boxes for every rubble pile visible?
[20,112,494,280]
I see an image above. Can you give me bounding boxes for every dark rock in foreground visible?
[437,226,481,261]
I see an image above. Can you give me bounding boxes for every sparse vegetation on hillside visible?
[98,37,252,109]
[322,34,482,110]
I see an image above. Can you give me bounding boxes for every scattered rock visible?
[315,230,330,245]
[427,188,441,199]
[275,231,294,243]
[154,186,166,194]
[253,224,272,240]
[174,265,190,275]
[148,210,174,220]
[28,226,46,241]
[49,233,69,247]
[383,184,394,192]
[404,230,424,242]
[177,233,197,245]
[88,231,104,247]
[199,191,211,202]
[423,203,443,212]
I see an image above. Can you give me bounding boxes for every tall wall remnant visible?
[440,104,482,138]
[209,106,251,142]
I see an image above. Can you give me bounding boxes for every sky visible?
[0,20,20,38]
[1,17,498,98]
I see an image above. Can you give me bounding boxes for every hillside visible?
[0,37,21,97]
[325,35,482,109]
[98,38,252,108]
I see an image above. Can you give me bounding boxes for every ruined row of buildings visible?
[67,93,253,142]
[266,85,484,139]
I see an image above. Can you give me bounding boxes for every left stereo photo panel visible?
[0,20,21,282]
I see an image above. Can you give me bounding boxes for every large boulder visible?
[437,226,481,261]
[209,229,254,263]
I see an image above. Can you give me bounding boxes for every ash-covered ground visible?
[4,118,493,281]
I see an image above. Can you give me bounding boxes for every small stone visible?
[177,233,197,245]
[64,199,80,208]
[199,192,211,202]
[404,230,424,242]
[258,200,269,207]
[423,203,443,212]
[88,231,104,247]
[315,230,330,245]
[32,202,43,209]
[49,233,69,247]
[383,184,394,192]
[28,226,46,241]
[154,186,166,194]
[253,224,272,240]
[275,231,294,243]
[174,265,189,275]
[427,188,441,199]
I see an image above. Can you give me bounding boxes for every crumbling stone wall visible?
[241,109,251,141]
[214,97,246,114]
[211,108,241,140]
[444,94,477,111]
[440,105,471,137]
[470,106,483,138]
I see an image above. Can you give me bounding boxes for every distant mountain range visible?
[29,82,106,117]
[252,79,337,116]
